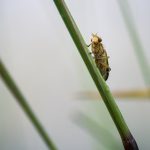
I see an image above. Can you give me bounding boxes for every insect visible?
[87,33,111,80]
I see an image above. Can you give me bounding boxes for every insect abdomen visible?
[96,54,110,80]
[93,45,110,81]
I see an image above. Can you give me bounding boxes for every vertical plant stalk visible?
[0,59,57,150]
[53,0,138,149]
[117,0,150,87]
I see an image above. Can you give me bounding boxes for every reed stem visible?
[53,1,139,149]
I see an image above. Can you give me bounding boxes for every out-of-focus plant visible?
[0,59,57,150]
[117,0,150,87]
[74,112,123,150]
[77,88,150,100]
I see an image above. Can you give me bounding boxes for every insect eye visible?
[98,38,102,42]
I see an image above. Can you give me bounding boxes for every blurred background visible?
[0,0,150,150]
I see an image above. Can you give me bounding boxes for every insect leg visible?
[87,43,92,47]
[88,52,95,59]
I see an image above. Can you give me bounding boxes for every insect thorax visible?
[92,42,104,56]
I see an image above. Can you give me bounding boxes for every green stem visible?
[53,0,138,149]
[117,0,150,87]
[0,59,57,150]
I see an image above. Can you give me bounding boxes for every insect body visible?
[88,33,111,80]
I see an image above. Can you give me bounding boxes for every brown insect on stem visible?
[88,33,111,80]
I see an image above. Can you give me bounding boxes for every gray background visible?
[0,0,150,150]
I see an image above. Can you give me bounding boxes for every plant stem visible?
[0,59,57,150]
[117,0,150,87]
[53,0,138,149]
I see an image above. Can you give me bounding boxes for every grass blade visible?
[53,0,139,149]
[117,0,150,87]
[0,59,57,150]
